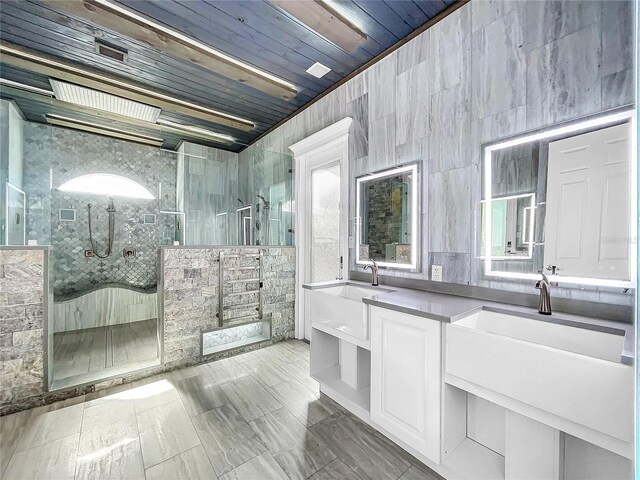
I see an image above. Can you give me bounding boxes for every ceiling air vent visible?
[95,40,128,62]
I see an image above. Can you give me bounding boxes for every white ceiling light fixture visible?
[156,118,235,143]
[92,0,297,93]
[50,79,161,122]
[58,173,155,199]
[0,78,54,96]
[306,62,331,79]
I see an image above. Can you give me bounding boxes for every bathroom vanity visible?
[304,280,634,480]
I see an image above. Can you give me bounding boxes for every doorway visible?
[290,118,352,340]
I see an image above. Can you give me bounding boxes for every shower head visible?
[257,194,270,208]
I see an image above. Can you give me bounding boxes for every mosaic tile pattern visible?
[23,124,177,297]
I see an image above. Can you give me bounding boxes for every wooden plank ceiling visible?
[0,0,456,152]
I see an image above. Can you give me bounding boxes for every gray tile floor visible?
[1,340,442,480]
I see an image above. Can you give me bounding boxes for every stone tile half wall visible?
[162,246,295,369]
[0,248,46,414]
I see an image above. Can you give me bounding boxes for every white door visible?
[370,306,441,463]
[291,118,351,341]
[545,123,631,280]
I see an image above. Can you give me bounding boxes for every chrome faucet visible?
[363,259,379,286]
[534,270,552,315]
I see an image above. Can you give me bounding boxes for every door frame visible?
[289,117,352,340]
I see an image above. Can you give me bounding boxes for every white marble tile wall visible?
[240,0,634,303]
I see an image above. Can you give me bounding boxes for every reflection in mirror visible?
[481,193,535,258]
[482,110,635,287]
[356,163,419,270]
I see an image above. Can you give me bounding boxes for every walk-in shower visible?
[1,89,293,390]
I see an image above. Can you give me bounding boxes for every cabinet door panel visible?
[370,307,441,463]
[380,321,426,431]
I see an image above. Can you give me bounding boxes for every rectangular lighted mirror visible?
[482,109,636,287]
[356,163,419,270]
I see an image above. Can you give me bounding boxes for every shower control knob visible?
[123,247,136,258]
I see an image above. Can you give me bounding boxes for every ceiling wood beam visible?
[46,114,164,147]
[271,0,367,53]
[40,0,298,101]
[0,84,234,146]
[0,41,255,131]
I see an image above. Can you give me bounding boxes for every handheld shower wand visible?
[88,198,116,258]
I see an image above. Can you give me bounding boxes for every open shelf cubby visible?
[310,327,371,415]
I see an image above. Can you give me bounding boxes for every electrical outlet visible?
[431,264,443,282]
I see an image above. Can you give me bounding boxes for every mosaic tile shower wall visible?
[23,124,178,297]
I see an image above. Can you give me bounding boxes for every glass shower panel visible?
[239,148,293,246]
[159,211,185,245]
[5,182,25,245]
[0,96,31,246]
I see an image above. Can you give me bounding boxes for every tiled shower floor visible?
[53,319,158,383]
[1,340,442,480]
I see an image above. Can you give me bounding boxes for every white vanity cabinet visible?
[370,306,441,464]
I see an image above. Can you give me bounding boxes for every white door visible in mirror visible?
[311,161,343,282]
[545,123,631,280]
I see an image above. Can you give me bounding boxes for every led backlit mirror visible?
[482,110,635,287]
[356,163,419,270]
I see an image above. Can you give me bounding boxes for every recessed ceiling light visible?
[50,79,161,122]
[306,62,331,79]
[157,118,235,143]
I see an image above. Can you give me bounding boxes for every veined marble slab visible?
[53,285,157,333]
